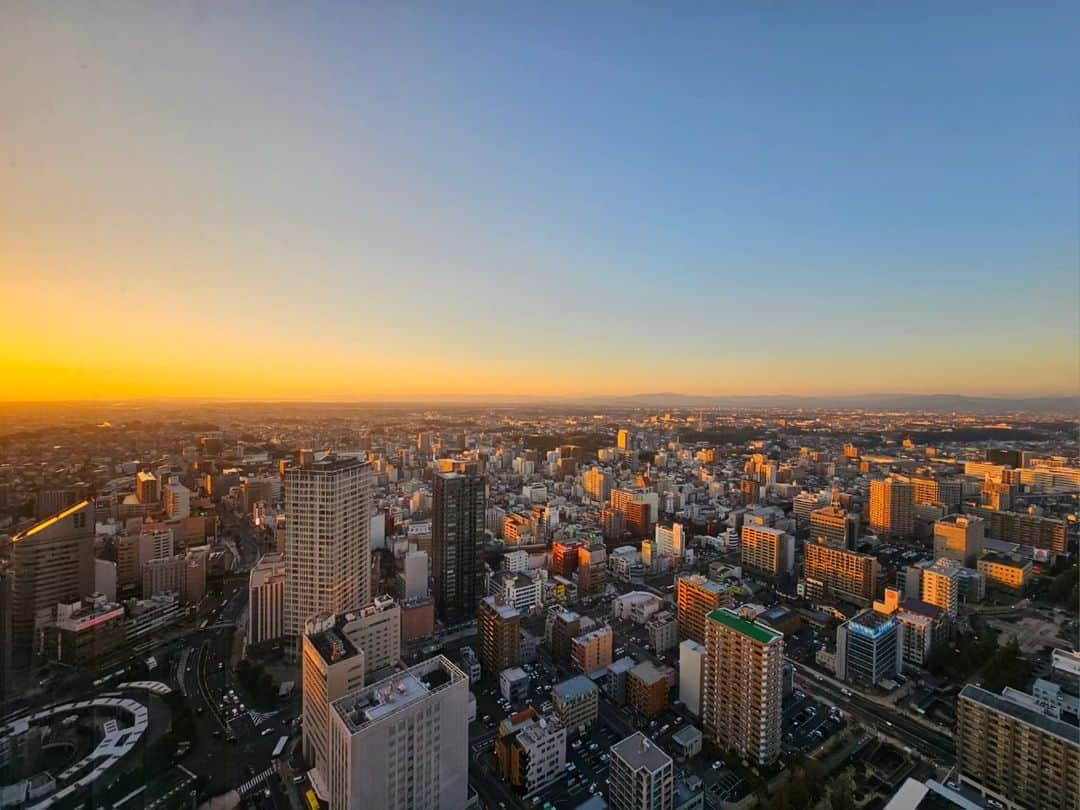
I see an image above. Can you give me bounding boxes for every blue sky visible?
[1,2,1077,399]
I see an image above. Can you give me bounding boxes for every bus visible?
[271,736,288,758]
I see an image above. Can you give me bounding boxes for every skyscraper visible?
[703,607,783,765]
[327,656,470,810]
[9,501,94,671]
[432,466,485,624]
[284,455,373,638]
[869,477,914,537]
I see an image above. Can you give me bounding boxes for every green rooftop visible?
[707,608,782,644]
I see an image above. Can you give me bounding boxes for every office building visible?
[432,466,485,624]
[793,491,831,530]
[577,542,608,595]
[870,478,914,537]
[957,685,1079,810]
[285,455,374,638]
[836,610,903,685]
[249,552,287,645]
[676,575,731,644]
[740,524,793,578]
[141,550,207,604]
[550,609,582,667]
[301,616,367,785]
[327,656,470,810]
[678,640,706,718]
[803,540,879,607]
[609,732,675,810]
[628,661,671,718]
[809,505,859,550]
[551,541,584,578]
[490,570,542,613]
[571,626,614,673]
[477,596,522,674]
[8,501,94,671]
[934,515,984,567]
[611,489,658,537]
[399,550,429,601]
[552,675,599,736]
[702,608,783,765]
[908,475,963,510]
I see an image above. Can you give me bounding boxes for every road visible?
[791,664,956,763]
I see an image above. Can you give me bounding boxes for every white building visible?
[164,483,191,519]
[249,552,287,645]
[611,591,664,624]
[654,523,685,559]
[516,715,567,794]
[327,656,470,810]
[401,551,429,600]
[285,455,373,638]
[678,640,706,718]
[502,549,530,573]
[490,570,543,613]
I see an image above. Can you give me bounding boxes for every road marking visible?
[238,766,274,795]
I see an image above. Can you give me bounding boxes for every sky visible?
[1,2,1077,402]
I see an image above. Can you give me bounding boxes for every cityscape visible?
[0,401,1076,809]
[2,3,1079,810]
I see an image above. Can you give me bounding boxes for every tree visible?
[827,772,856,810]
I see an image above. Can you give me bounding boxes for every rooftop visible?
[629,660,668,686]
[611,732,673,772]
[552,675,599,702]
[706,608,782,645]
[481,595,522,619]
[333,656,465,734]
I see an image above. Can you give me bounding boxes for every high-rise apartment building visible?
[9,501,94,670]
[957,685,1079,810]
[803,540,880,607]
[933,515,984,567]
[920,558,962,618]
[584,467,612,503]
[609,732,675,810]
[702,607,783,765]
[971,507,1068,557]
[908,475,963,510]
[284,455,373,638]
[432,467,485,624]
[327,656,470,810]
[249,552,287,645]
[676,575,731,644]
[870,478,914,536]
[477,596,522,674]
[809,505,859,550]
[740,524,793,578]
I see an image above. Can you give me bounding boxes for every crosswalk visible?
[237,766,274,796]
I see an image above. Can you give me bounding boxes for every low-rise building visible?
[628,661,671,719]
[552,675,599,736]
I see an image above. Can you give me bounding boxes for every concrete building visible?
[957,685,1079,810]
[495,709,567,795]
[141,550,207,604]
[609,732,674,810]
[432,466,485,624]
[628,661,671,718]
[552,675,600,736]
[678,640,706,718]
[301,616,367,786]
[836,610,903,685]
[803,540,879,607]
[399,550,429,601]
[8,501,94,671]
[571,626,614,673]
[870,477,914,537]
[920,558,962,618]
[676,575,731,644]
[135,471,159,505]
[977,553,1032,592]
[499,667,530,703]
[285,455,373,638]
[809,505,858,550]
[646,611,678,654]
[584,467,612,504]
[702,608,783,765]
[578,542,608,595]
[613,591,664,625]
[972,507,1067,557]
[490,570,543,613]
[654,523,685,559]
[164,482,191,520]
[327,656,470,810]
[933,515,984,568]
[249,552,287,645]
[740,524,794,578]
[478,596,522,674]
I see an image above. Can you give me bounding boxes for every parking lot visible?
[782,688,845,755]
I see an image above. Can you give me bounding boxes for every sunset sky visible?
[1,3,1077,402]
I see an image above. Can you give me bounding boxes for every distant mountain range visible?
[568,392,1079,413]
